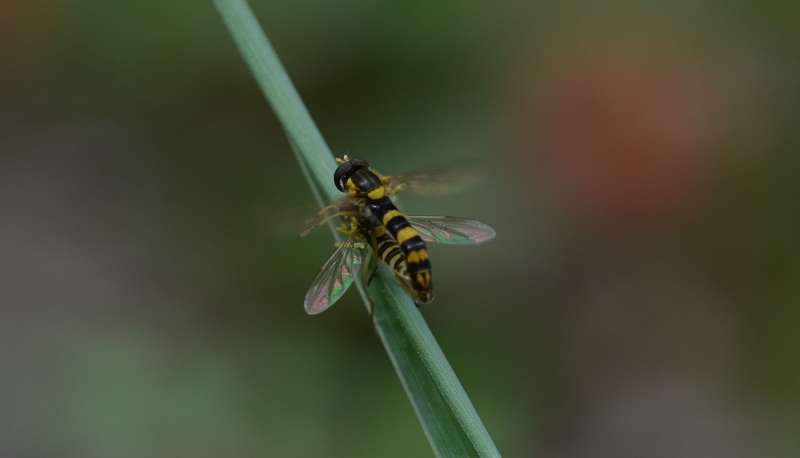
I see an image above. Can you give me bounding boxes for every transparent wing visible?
[380,161,482,198]
[304,233,364,315]
[407,216,496,244]
[300,198,361,238]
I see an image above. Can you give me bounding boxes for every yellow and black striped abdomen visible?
[371,224,409,281]
[370,198,433,304]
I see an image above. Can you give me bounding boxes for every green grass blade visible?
[366,272,500,457]
[210,0,337,207]
[212,1,501,456]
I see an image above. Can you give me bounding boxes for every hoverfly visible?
[302,156,496,314]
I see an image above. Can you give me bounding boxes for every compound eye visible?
[333,157,370,192]
[349,158,369,168]
[333,161,354,192]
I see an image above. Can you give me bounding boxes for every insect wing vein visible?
[382,164,481,198]
[407,216,496,244]
[304,233,364,314]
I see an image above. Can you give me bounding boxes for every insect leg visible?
[300,208,359,237]
[385,182,407,197]
[364,230,383,286]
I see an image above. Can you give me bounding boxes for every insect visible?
[302,156,496,314]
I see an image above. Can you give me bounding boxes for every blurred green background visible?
[2,1,799,456]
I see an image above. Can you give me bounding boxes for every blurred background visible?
[1,0,798,456]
